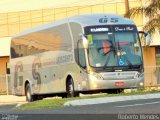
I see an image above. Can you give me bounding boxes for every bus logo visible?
[99,18,108,23]
[32,58,42,92]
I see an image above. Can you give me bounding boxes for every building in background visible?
[0,37,11,94]
[0,37,10,74]
[0,0,143,37]
[0,0,159,93]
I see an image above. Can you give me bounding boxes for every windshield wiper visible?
[123,55,133,68]
[103,41,117,68]
[103,49,116,69]
[103,66,114,72]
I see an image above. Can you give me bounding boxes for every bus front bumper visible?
[88,76,144,90]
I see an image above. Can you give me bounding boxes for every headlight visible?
[140,82,144,86]
[88,66,103,80]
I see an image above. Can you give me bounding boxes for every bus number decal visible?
[14,62,23,94]
[32,58,41,92]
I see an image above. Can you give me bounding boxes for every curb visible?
[64,93,160,106]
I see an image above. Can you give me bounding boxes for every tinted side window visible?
[78,40,86,68]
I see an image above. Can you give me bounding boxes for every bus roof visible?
[13,14,135,38]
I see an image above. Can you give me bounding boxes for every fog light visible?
[140,82,144,86]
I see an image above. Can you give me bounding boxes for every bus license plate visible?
[115,82,124,86]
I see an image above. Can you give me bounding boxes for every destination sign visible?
[90,28,109,32]
[113,25,136,32]
[85,26,111,34]
[84,25,137,34]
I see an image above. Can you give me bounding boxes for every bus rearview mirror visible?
[145,32,151,46]
[139,31,151,46]
[82,36,88,49]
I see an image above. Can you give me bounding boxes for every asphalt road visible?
[1,98,160,120]
[17,98,160,114]
[0,104,16,113]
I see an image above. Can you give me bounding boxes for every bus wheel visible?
[66,78,75,98]
[25,84,34,102]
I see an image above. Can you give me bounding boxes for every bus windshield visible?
[85,25,143,70]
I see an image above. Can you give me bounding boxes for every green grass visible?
[18,98,69,110]
[17,89,160,110]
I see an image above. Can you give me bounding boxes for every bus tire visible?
[25,84,35,102]
[66,77,79,98]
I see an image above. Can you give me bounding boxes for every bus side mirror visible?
[79,33,89,49]
[82,36,88,49]
[144,32,151,46]
[139,31,151,46]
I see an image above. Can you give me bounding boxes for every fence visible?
[1,66,160,95]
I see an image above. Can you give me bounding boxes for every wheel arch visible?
[66,74,74,88]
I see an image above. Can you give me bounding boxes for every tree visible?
[124,0,129,13]
[124,0,160,36]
